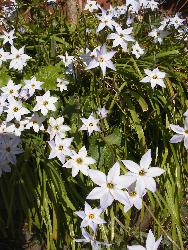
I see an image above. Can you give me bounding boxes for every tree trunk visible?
[66,0,78,24]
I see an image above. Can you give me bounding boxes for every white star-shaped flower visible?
[5,98,30,122]
[25,113,45,133]
[140,68,166,89]
[123,183,146,213]
[75,228,111,250]
[1,79,21,100]
[87,162,134,208]
[128,229,162,250]
[148,28,169,44]
[6,120,27,136]
[56,78,69,92]
[0,29,16,45]
[96,9,117,33]
[79,114,101,136]
[97,106,108,119]
[75,202,106,232]
[47,116,70,141]
[170,118,188,149]
[84,0,99,12]
[8,46,31,71]
[122,149,165,194]
[86,44,116,77]
[48,136,73,164]
[24,76,43,97]
[132,42,145,59]
[33,91,58,116]
[107,25,134,51]
[63,146,96,177]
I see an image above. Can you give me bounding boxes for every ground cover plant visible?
[0,0,188,249]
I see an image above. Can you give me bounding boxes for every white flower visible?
[79,114,101,136]
[0,29,16,45]
[25,113,45,133]
[158,17,171,31]
[58,52,75,74]
[169,118,188,149]
[97,106,108,119]
[6,120,27,136]
[0,134,23,165]
[8,46,31,71]
[5,98,30,122]
[123,184,146,213]
[96,9,117,33]
[122,149,165,194]
[48,136,73,164]
[0,48,10,66]
[56,78,69,92]
[148,28,169,44]
[84,0,99,12]
[132,42,145,59]
[47,117,70,141]
[107,25,134,51]
[24,77,43,97]
[140,68,166,89]
[63,146,96,177]
[33,91,58,116]
[126,0,140,13]
[170,13,185,29]
[86,44,116,77]
[75,202,106,232]
[128,229,162,250]
[1,79,21,100]
[87,162,134,208]
[139,0,158,10]
[75,228,111,250]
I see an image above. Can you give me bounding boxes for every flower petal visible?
[147,167,165,177]
[140,149,152,169]
[86,187,106,200]
[107,162,120,183]
[122,160,140,173]
[170,125,184,134]
[170,134,184,143]
[88,169,106,186]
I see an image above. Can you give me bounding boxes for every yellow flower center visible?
[13,107,19,112]
[185,130,188,134]
[98,56,104,62]
[76,158,83,164]
[107,182,114,189]
[139,170,146,176]
[9,89,14,94]
[152,74,158,79]
[54,125,59,130]
[31,84,35,88]
[58,145,64,151]
[43,101,48,106]
[89,123,93,127]
[15,123,20,128]
[89,213,94,219]
[129,191,137,197]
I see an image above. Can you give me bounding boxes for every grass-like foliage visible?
[0,0,188,249]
